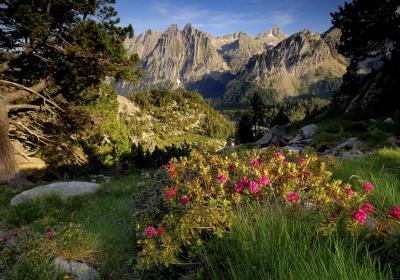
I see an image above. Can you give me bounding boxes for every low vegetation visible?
[133,147,400,278]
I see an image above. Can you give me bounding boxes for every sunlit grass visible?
[200,206,392,280]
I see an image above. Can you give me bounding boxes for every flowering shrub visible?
[133,148,400,269]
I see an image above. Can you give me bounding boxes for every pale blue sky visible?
[115,0,347,36]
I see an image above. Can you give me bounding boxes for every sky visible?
[114,0,348,37]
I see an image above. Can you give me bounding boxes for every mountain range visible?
[119,24,347,105]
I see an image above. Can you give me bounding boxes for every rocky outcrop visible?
[223,29,347,104]
[10,181,100,206]
[124,29,162,59]
[212,26,287,72]
[121,24,346,104]
[139,24,230,91]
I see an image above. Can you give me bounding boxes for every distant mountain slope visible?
[211,26,287,72]
[223,29,347,104]
[121,24,346,104]
[122,24,286,98]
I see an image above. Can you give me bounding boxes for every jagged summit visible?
[223,28,347,103]
[121,25,346,102]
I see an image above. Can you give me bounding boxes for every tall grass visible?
[333,149,400,209]
[200,206,392,280]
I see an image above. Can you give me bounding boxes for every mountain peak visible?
[167,24,179,33]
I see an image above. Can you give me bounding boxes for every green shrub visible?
[133,148,399,269]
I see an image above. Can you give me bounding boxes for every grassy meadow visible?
[1,149,399,279]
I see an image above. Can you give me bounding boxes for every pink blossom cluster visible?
[146,225,166,238]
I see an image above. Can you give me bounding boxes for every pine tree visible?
[0,0,140,183]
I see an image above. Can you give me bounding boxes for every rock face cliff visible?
[122,24,346,104]
[212,26,287,72]
[223,29,347,104]
[140,24,230,92]
[123,24,287,98]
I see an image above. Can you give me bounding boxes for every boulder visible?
[299,124,317,139]
[383,118,395,124]
[10,181,100,206]
[288,135,303,145]
[53,257,98,280]
[335,137,358,150]
[256,126,286,147]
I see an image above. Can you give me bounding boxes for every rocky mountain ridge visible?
[223,29,347,104]
[121,24,346,104]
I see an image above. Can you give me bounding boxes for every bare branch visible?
[2,79,48,102]
[1,79,64,112]
[6,104,41,112]
[10,120,55,145]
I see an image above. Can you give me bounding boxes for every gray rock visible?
[299,124,318,139]
[369,119,377,123]
[300,138,314,145]
[256,126,286,146]
[53,257,98,280]
[10,181,100,206]
[383,118,395,124]
[288,135,303,145]
[336,137,358,150]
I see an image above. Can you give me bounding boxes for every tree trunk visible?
[0,97,19,183]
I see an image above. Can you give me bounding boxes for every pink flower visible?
[303,171,312,177]
[168,169,177,176]
[296,157,305,164]
[249,181,259,193]
[344,186,354,197]
[389,207,400,219]
[12,230,18,237]
[352,209,367,224]
[146,226,157,237]
[240,177,249,185]
[327,216,334,223]
[217,174,228,184]
[259,176,269,186]
[274,151,283,158]
[268,143,275,148]
[361,203,375,213]
[0,251,3,257]
[234,183,244,193]
[165,188,176,198]
[181,196,190,205]
[47,230,55,239]
[166,163,174,170]
[251,159,261,167]
[156,225,166,236]
[287,192,299,203]
[363,182,374,192]
[283,158,289,164]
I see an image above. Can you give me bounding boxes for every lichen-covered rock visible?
[10,181,100,206]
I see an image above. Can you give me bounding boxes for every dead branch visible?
[7,104,41,112]
[2,79,48,101]
[10,120,55,145]
[1,79,64,112]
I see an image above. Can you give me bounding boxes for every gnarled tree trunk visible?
[0,97,19,183]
